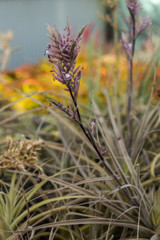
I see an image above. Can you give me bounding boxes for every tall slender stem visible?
[127,13,136,153]
[127,57,133,151]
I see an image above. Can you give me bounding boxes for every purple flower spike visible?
[46,18,87,102]
[127,0,141,15]
[122,1,152,58]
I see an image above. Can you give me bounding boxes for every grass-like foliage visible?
[0,0,160,239]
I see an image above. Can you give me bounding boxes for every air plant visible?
[46,20,114,178]
[44,3,160,238]
[45,18,142,206]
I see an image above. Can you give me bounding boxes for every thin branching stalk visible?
[122,0,152,153]
[68,85,135,204]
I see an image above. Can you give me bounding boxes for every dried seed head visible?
[0,137,44,173]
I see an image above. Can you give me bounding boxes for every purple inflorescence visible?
[127,0,141,15]
[46,18,87,102]
[121,0,152,59]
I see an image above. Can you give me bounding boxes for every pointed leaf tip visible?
[67,16,70,28]
[77,24,88,40]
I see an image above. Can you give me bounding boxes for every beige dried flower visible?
[103,0,119,10]
[0,137,44,173]
[97,12,114,27]
[97,0,119,29]
[0,30,19,71]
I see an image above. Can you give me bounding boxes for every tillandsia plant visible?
[45,18,136,203]
[44,10,160,239]
[121,0,152,152]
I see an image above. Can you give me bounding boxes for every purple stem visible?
[127,12,136,153]
[68,86,136,204]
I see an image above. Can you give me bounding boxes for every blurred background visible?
[0,0,103,69]
[0,0,160,114]
[0,0,160,69]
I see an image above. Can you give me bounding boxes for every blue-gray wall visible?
[0,0,103,69]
